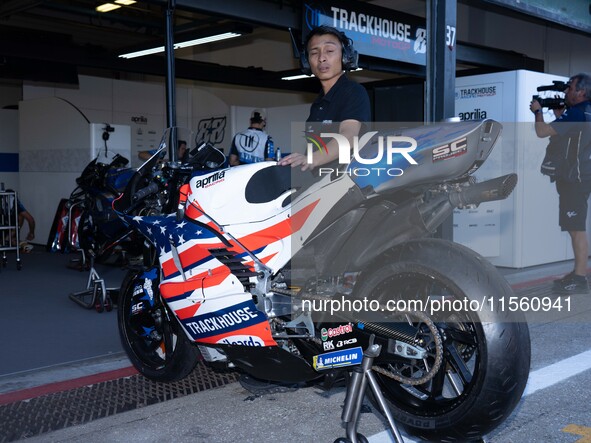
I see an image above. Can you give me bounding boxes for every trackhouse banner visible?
[302,0,428,66]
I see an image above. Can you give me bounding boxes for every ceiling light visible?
[115,0,136,4]
[96,3,122,12]
[119,31,243,59]
[175,32,241,49]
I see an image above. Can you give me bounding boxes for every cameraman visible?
[530,73,591,294]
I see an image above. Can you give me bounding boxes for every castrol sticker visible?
[320,323,353,341]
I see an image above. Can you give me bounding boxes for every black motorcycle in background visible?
[48,153,144,267]
[48,131,228,268]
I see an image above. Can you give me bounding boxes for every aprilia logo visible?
[458,109,487,121]
[194,171,226,189]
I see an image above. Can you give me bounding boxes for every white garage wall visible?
[0,109,19,191]
[18,97,91,244]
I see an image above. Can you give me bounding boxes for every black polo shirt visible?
[306,73,371,136]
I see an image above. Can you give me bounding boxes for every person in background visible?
[530,72,591,294]
[17,200,35,242]
[229,109,275,166]
[5,190,35,245]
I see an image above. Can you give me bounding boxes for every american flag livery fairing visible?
[124,162,355,348]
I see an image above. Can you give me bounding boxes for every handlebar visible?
[132,182,160,202]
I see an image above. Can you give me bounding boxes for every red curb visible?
[0,366,138,406]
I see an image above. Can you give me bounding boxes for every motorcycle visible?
[50,146,177,266]
[114,121,530,442]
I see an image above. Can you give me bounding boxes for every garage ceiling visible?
[0,0,545,91]
[0,0,302,88]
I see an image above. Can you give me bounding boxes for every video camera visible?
[532,80,568,109]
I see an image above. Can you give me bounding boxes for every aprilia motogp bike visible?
[115,120,530,442]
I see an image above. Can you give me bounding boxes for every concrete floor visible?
[1,247,589,443]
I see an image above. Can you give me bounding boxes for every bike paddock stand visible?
[69,252,118,313]
[334,335,405,443]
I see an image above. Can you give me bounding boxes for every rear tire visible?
[355,239,530,442]
[118,269,200,382]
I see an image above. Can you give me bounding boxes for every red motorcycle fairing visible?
[129,213,276,347]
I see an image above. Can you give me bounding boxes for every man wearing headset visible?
[240,26,371,395]
[279,25,371,171]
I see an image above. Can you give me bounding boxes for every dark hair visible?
[570,73,591,100]
[251,111,265,124]
[304,25,350,51]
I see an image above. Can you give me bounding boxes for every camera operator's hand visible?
[530,98,558,138]
[552,97,566,118]
[530,99,542,114]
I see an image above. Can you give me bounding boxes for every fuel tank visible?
[186,162,293,226]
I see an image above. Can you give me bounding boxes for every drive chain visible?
[272,288,445,386]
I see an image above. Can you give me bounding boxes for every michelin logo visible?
[313,347,363,371]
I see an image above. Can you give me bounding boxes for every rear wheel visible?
[355,239,530,442]
[118,269,200,381]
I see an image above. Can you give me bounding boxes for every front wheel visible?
[355,239,530,442]
[118,269,200,382]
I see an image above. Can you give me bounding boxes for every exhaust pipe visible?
[345,173,519,269]
[449,173,517,207]
[419,173,517,234]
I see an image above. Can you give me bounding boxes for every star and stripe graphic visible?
[116,161,354,349]
[124,197,320,347]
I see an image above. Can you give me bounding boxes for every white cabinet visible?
[454,70,572,268]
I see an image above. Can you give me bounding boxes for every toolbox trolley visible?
[0,188,22,270]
